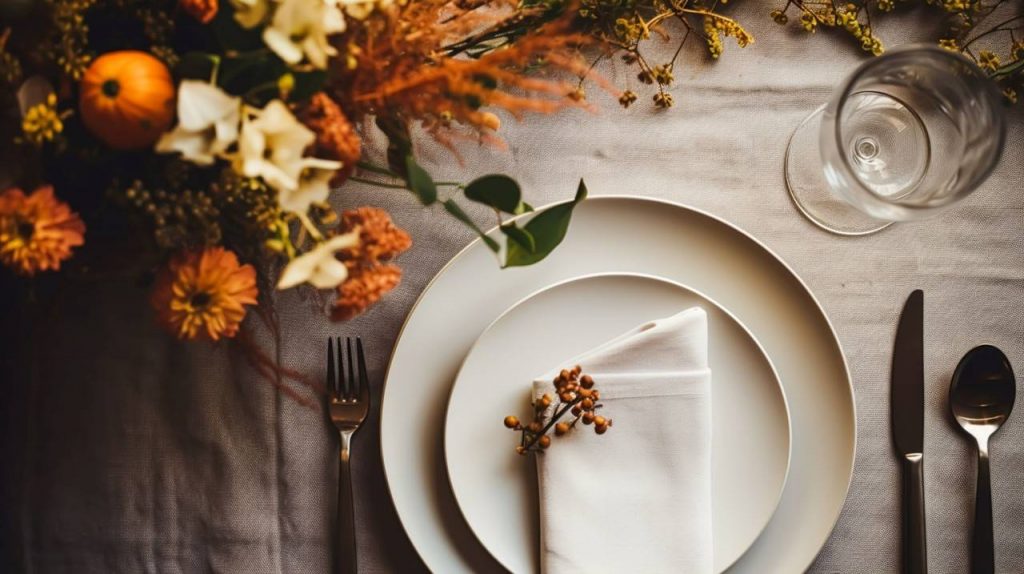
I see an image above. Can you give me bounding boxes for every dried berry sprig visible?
[504,365,612,455]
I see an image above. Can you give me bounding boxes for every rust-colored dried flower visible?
[329,206,410,320]
[0,185,85,276]
[180,0,218,23]
[150,247,258,341]
[298,92,361,185]
[331,264,402,321]
[336,206,412,267]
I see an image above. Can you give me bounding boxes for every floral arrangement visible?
[1,0,1017,349]
[0,0,609,344]
[504,365,612,454]
[772,0,1024,101]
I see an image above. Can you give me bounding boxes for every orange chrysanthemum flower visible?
[150,247,259,341]
[0,185,85,276]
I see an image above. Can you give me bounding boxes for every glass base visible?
[784,105,893,236]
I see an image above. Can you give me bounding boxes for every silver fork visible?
[326,336,369,574]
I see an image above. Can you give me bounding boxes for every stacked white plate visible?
[380,196,855,573]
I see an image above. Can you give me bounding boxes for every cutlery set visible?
[891,291,1016,574]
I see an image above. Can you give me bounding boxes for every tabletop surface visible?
[2,4,1022,573]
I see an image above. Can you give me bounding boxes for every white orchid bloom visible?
[156,81,241,165]
[277,231,359,289]
[229,0,271,28]
[235,100,314,193]
[262,0,345,69]
[278,157,342,214]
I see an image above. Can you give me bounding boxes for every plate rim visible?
[441,270,794,573]
[380,194,858,573]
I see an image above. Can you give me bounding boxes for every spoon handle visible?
[972,441,994,574]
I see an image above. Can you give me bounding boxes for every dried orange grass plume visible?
[333,1,602,148]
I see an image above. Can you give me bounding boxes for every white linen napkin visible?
[532,307,712,574]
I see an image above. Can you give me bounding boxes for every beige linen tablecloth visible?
[2,4,1022,573]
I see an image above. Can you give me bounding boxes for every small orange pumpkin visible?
[79,51,176,150]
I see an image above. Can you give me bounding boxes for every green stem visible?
[208,55,221,84]
[348,175,410,190]
[244,80,280,100]
[355,160,399,177]
[991,57,1024,79]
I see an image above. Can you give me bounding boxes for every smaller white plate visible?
[444,273,792,573]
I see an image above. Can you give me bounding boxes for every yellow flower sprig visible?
[21,94,68,146]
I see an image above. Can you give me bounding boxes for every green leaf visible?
[405,155,437,205]
[444,199,500,252]
[515,201,534,215]
[464,175,522,214]
[209,5,264,52]
[505,179,588,268]
[176,52,216,82]
[500,224,535,253]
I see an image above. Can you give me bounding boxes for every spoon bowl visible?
[949,344,1016,574]
[951,345,1016,439]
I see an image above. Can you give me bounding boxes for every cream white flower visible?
[278,156,342,214]
[340,0,388,20]
[229,0,271,28]
[156,81,241,165]
[262,0,345,69]
[277,231,358,289]
[235,100,315,193]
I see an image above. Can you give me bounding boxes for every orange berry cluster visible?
[504,365,612,455]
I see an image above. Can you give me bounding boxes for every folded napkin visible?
[532,307,713,574]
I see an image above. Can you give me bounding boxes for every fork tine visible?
[346,337,357,400]
[326,337,336,396]
[356,337,369,404]
[337,336,347,400]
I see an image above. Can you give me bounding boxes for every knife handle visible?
[903,453,928,574]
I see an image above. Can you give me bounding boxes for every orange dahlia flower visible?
[151,247,259,341]
[0,185,85,276]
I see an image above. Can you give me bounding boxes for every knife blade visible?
[892,289,927,574]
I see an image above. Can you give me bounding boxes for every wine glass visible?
[785,45,1006,236]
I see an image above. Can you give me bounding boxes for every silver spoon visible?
[950,345,1016,574]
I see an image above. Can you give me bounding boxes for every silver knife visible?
[892,289,927,574]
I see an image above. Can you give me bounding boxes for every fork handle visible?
[338,430,357,574]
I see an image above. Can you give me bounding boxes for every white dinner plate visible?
[445,273,791,573]
[380,196,855,573]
